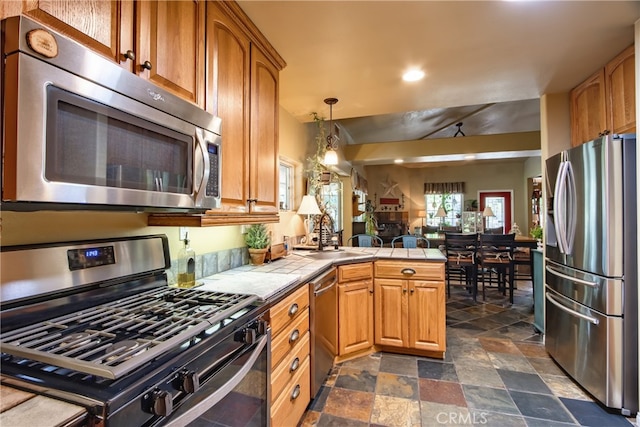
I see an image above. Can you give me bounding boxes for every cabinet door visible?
[21,0,124,62]
[605,45,636,135]
[206,2,251,212]
[249,45,279,213]
[570,69,606,147]
[374,279,408,348]
[338,280,374,355]
[408,280,445,352]
[136,0,205,106]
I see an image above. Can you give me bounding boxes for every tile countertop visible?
[199,246,446,301]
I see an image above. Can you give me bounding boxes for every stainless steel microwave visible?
[1,16,221,212]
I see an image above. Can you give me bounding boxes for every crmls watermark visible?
[435,411,489,425]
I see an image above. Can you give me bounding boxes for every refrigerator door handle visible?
[546,292,599,325]
[565,160,577,254]
[545,265,598,288]
[554,161,569,253]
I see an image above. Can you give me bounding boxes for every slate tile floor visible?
[299,279,636,427]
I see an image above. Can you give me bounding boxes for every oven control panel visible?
[67,245,116,270]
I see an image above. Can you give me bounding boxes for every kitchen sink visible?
[305,250,362,260]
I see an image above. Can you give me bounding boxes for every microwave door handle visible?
[193,130,209,204]
[164,333,268,427]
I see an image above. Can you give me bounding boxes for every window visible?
[320,181,342,232]
[278,160,294,211]
[425,193,463,227]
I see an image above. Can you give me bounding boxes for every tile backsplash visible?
[167,247,249,285]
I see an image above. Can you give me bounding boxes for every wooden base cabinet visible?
[337,263,374,357]
[374,261,446,357]
[268,285,310,426]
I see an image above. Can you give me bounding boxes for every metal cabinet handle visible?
[142,60,153,70]
[369,289,374,294]
[289,329,300,343]
[291,384,301,400]
[123,49,135,61]
[410,288,415,294]
[401,268,416,275]
[402,288,407,294]
[290,357,300,372]
[288,303,299,317]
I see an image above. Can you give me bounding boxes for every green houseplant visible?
[530,225,543,247]
[245,223,271,265]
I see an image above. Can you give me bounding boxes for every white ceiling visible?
[237,1,639,163]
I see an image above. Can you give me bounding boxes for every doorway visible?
[479,191,512,233]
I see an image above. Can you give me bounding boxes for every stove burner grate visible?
[0,287,258,380]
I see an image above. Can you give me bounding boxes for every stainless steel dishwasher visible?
[309,267,338,398]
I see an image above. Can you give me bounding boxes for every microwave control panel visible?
[206,143,220,198]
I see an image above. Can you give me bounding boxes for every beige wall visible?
[363,159,538,234]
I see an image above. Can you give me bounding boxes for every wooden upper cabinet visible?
[206,2,251,213]
[135,1,205,107]
[569,69,607,147]
[249,45,280,214]
[570,44,636,147]
[16,0,124,62]
[605,45,636,135]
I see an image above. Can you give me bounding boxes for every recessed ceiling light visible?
[394,159,404,163]
[464,154,476,160]
[402,69,425,82]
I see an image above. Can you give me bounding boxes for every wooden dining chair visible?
[391,235,430,248]
[347,234,383,247]
[444,233,478,300]
[477,233,516,303]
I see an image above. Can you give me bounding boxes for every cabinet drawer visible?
[271,331,310,404]
[270,285,309,337]
[271,308,309,369]
[270,355,311,427]
[338,262,373,283]
[375,260,444,280]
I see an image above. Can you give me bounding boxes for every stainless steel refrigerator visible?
[545,133,637,416]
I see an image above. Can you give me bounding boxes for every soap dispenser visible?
[177,232,196,288]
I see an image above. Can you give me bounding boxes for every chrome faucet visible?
[317,212,331,251]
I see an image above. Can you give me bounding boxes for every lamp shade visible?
[323,149,338,165]
[482,206,495,217]
[417,210,426,218]
[435,206,447,218]
[297,195,321,215]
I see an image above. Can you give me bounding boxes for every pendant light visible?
[323,97,339,165]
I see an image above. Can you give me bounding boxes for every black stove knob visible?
[143,389,173,417]
[176,370,200,394]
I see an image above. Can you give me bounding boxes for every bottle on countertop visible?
[177,232,196,288]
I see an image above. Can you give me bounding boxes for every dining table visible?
[424,232,539,286]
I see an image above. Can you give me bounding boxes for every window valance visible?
[424,182,465,194]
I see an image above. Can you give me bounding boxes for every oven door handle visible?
[164,333,269,427]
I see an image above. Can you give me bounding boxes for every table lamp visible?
[297,195,321,245]
[435,206,447,230]
[483,205,495,230]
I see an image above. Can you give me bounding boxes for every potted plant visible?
[530,225,543,248]
[245,223,271,265]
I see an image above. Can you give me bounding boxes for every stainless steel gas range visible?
[0,235,270,426]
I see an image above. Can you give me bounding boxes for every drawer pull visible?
[290,357,300,372]
[289,329,300,343]
[291,384,301,400]
[401,268,416,275]
[288,303,299,317]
